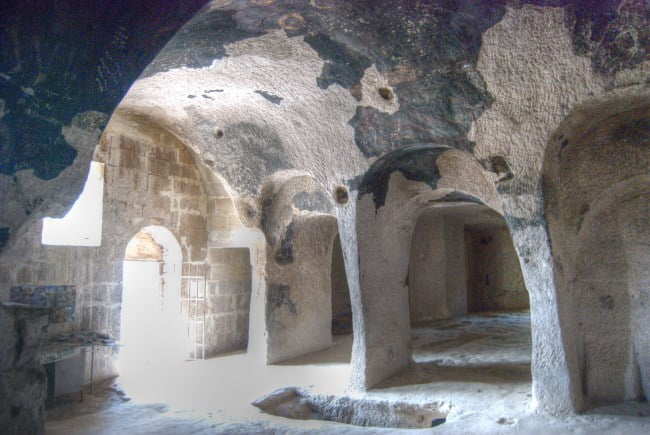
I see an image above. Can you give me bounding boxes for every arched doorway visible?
[543,91,650,409]
[408,203,529,321]
[354,145,532,393]
[119,226,185,389]
[406,202,531,379]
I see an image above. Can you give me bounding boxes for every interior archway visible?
[406,202,531,384]
[408,203,529,322]
[119,225,185,396]
[543,91,650,410]
[354,145,533,406]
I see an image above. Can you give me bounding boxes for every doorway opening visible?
[118,226,186,398]
[385,203,531,389]
[543,94,650,410]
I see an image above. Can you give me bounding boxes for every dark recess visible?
[0,227,10,248]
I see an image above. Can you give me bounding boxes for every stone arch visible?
[352,145,510,389]
[93,108,260,365]
[543,88,650,409]
[408,202,529,323]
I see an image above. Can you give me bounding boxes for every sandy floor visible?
[45,311,650,434]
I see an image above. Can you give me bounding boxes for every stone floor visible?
[45,311,650,434]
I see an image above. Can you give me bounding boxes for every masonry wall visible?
[96,115,210,341]
[198,159,258,357]
[81,116,212,379]
[0,113,215,383]
[205,248,252,357]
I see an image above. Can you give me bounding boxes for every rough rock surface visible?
[252,386,447,429]
[0,303,49,435]
[0,0,649,424]
[544,90,650,409]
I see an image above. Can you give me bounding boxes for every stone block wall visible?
[68,117,211,353]
[205,182,246,244]
[84,117,210,375]
[0,113,214,383]
[101,121,209,265]
[205,248,252,357]
[200,163,258,358]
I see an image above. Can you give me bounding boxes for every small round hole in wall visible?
[215,128,224,139]
[278,13,306,31]
[378,87,393,101]
[334,186,349,205]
